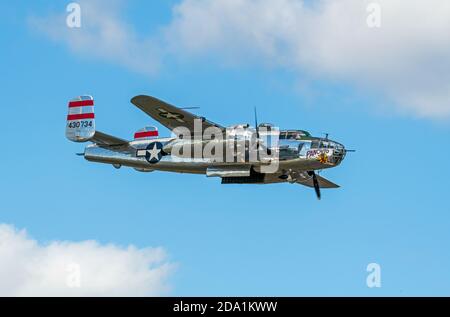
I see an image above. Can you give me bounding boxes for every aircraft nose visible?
[332,144,346,165]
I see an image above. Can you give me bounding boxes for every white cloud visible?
[0,224,174,296]
[31,0,450,119]
[29,0,161,75]
[165,0,450,119]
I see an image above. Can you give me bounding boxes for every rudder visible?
[66,95,95,142]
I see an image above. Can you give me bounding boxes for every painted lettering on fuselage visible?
[306,149,332,158]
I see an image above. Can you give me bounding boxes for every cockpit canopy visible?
[258,123,274,129]
[279,130,311,140]
[310,139,344,150]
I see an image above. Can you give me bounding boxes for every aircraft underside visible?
[83,144,339,188]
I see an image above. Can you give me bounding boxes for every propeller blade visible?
[308,171,321,200]
[252,107,271,156]
[254,107,259,132]
[254,107,261,159]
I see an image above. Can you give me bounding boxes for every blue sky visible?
[1,0,450,296]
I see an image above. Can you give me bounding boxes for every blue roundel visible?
[145,142,163,164]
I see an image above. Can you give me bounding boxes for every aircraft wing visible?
[130,95,225,135]
[296,174,340,188]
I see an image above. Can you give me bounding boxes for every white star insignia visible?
[165,112,178,119]
[147,143,161,161]
[158,108,185,122]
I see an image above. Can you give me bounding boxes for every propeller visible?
[308,171,321,200]
[253,107,271,156]
[254,107,260,158]
[254,106,259,138]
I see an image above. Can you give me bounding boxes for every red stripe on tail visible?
[134,131,159,139]
[68,100,94,107]
[67,113,95,120]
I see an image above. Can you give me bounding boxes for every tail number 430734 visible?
[68,120,93,129]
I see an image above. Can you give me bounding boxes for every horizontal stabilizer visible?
[92,131,128,146]
[65,95,129,148]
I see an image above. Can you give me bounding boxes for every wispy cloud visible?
[29,0,161,75]
[30,0,450,119]
[0,224,174,296]
[166,0,450,119]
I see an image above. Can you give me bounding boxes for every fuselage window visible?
[298,142,305,153]
[287,133,295,140]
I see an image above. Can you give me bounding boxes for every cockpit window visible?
[318,141,337,148]
[280,132,300,140]
[298,142,305,153]
[279,130,310,140]
[311,141,319,149]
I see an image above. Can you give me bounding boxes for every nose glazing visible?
[332,144,346,164]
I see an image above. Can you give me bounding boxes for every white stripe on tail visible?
[66,95,95,142]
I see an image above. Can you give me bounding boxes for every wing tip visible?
[130,95,149,104]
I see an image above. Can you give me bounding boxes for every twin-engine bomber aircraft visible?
[66,95,348,199]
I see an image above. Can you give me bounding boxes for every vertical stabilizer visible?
[66,95,95,142]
